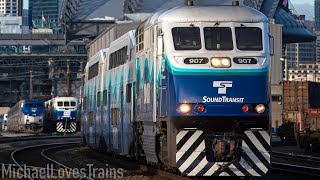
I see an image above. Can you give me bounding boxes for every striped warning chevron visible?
[56,122,77,133]
[176,130,270,176]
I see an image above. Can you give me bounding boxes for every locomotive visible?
[82,2,271,177]
[7,100,45,133]
[44,97,78,133]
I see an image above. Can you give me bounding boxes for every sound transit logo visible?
[213,81,233,95]
[1,164,124,179]
[202,81,245,103]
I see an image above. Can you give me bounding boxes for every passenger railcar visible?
[7,100,44,133]
[44,97,78,133]
[82,2,271,177]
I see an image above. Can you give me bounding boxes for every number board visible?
[233,57,257,64]
[184,58,209,64]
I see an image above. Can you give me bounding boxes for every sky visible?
[290,0,314,5]
[290,0,314,20]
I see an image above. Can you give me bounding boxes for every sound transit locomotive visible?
[82,2,271,177]
[7,100,45,133]
[44,97,78,133]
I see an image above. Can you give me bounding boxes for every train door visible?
[110,92,121,152]
[120,89,124,154]
[88,85,96,148]
[101,89,109,150]
[95,91,101,149]
[107,92,111,148]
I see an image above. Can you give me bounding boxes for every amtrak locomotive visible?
[44,97,78,133]
[7,100,45,133]
[82,2,271,177]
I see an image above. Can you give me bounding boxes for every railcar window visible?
[103,90,107,106]
[136,27,144,52]
[111,108,119,125]
[204,27,233,50]
[88,62,99,80]
[97,92,101,107]
[57,102,63,106]
[172,27,201,50]
[235,27,263,51]
[89,112,93,126]
[109,46,128,70]
[64,102,70,106]
[126,83,132,103]
[83,98,86,110]
[71,102,76,106]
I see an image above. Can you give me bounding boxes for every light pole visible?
[29,70,33,99]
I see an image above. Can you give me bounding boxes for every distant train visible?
[7,100,45,133]
[0,113,8,131]
[82,2,271,177]
[44,97,78,133]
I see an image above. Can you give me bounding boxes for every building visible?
[0,15,22,33]
[31,0,62,32]
[22,0,30,33]
[0,33,87,106]
[0,0,22,16]
[316,31,320,64]
[285,42,316,69]
[316,0,320,31]
[285,15,316,69]
[286,64,320,82]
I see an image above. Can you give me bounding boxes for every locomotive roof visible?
[145,5,268,26]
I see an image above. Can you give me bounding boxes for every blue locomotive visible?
[82,2,271,177]
[7,100,45,133]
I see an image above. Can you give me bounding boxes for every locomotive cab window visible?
[235,27,263,51]
[64,101,70,106]
[172,27,201,50]
[204,27,233,50]
[71,102,76,106]
[57,102,63,107]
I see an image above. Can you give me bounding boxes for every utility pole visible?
[48,58,55,99]
[29,70,33,99]
[67,60,70,96]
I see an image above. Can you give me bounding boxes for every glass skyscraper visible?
[316,0,320,31]
[31,0,61,32]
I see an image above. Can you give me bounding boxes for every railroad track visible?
[8,141,88,180]
[1,136,189,180]
[272,151,320,177]
[272,162,320,177]
[273,151,320,163]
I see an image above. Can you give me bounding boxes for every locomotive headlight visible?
[210,58,231,68]
[255,104,266,114]
[211,58,221,67]
[178,104,192,114]
[221,58,231,67]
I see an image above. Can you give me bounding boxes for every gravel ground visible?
[50,147,167,180]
